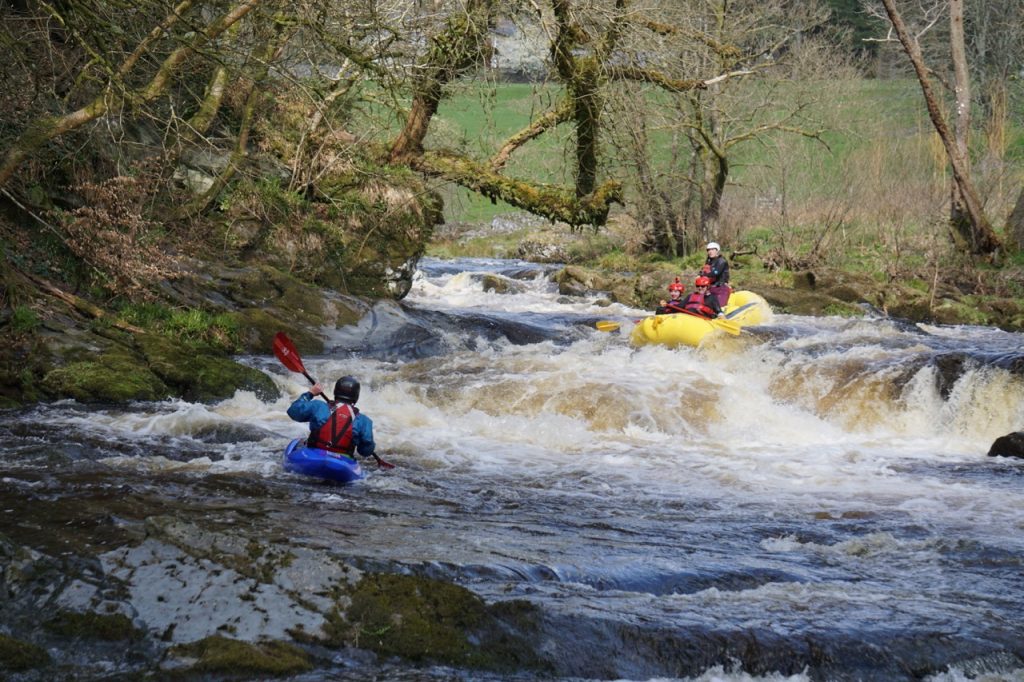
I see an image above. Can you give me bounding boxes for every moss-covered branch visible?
[606,66,707,93]
[489,98,574,172]
[639,18,742,60]
[187,65,230,137]
[413,151,621,229]
[25,273,144,334]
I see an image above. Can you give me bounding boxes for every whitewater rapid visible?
[3,256,1024,681]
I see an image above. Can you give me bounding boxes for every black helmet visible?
[334,375,360,404]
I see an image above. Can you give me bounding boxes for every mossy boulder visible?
[929,299,990,326]
[554,265,614,296]
[231,308,324,356]
[222,266,326,324]
[481,274,512,294]
[168,636,311,676]
[40,350,170,402]
[0,633,50,672]
[0,334,52,406]
[333,572,546,673]
[135,333,279,402]
[553,265,658,308]
[758,286,860,317]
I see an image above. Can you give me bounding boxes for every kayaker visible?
[656,277,687,314]
[287,376,378,459]
[681,276,725,319]
[700,242,732,306]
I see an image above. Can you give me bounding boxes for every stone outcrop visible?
[987,432,1024,459]
[0,521,546,678]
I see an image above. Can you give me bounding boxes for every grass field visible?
[423,78,1023,232]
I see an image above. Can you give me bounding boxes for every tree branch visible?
[489,98,574,171]
[606,65,707,93]
[413,151,622,228]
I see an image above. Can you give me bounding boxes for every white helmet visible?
[706,241,721,251]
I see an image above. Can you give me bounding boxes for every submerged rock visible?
[334,572,547,673]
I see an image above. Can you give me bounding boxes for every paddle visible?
[724,301,759,320]
[272,332,395,469]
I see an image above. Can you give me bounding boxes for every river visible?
[2,256,1023,681]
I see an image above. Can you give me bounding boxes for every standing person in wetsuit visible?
[700,241,732,307]
[287,376,377,460]
[680,276,724,319]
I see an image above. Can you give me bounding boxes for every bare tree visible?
[595,0,834,256]
[870,0,1001,255]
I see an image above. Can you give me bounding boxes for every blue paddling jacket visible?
[287,392,377,458]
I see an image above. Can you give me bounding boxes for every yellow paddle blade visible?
[711,318,741,335]
[595,320,621,332]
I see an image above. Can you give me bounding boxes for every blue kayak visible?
[282,438,365,484]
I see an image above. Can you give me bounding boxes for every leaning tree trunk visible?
[879,0,1001,255]
[388,0,492,163]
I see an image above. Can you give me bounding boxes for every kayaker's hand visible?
[309,382,324,397]
[659,299,667,306]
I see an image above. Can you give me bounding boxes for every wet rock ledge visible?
[0,517,546,679]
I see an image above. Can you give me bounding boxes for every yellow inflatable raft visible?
[629,290,771,348]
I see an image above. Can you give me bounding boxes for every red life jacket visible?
[682,292,716,318]
[307,402,356,456]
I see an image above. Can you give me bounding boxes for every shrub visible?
[10,305,39,333]
[52,172,173,297]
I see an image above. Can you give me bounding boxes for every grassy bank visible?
[425,77,1023,303]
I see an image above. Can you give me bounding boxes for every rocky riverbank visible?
[474,218,1024,332]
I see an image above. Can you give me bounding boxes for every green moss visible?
[276,279,326,323]
[41,352,170,403]
[170,636,311,676]
[333,573,546,672]
[229,308,323,355]
[226,267,329,328]
[932,300,990,326]
[117,303,240,351]
[135,333,279,402]
[0,633,50,671]
[332,299,363,328]
[44,610,140,641]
